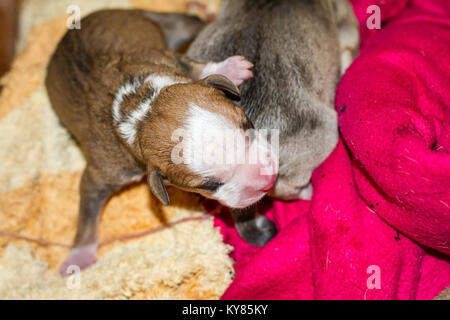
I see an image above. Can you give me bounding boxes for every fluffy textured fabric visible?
[214,0,450,300]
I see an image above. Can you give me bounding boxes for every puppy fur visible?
[188,0,360,244]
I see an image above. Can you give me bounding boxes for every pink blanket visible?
[212,0,450,300]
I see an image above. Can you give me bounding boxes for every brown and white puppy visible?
[188,0,360,245]
[45,9,277,276]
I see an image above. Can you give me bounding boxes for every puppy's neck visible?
[111,73,188,161]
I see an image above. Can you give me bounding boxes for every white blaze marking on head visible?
[112,75,188,145]
[183,103,240,177]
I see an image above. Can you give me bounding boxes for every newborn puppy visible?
[46,9,277,276]
[188,0,360,245]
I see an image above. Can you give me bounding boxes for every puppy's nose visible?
[249,144,278,192]
[243,158,277,192]
[258,172,277,192]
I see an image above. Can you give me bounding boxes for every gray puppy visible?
[188,0,359,245]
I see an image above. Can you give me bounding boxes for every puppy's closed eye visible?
[198,178,224,192]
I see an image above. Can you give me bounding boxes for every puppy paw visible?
[200,56,254,86]
[59,243,98,277]
[236,215,277,246]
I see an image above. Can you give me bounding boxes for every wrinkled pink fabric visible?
[212,0,450,300]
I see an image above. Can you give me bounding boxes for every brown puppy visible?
[46,9,278,276]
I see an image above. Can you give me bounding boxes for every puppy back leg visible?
[231,206,277,246]
[59,166,119,276]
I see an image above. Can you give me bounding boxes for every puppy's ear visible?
[201,74,241,101]
[148,169,170,205]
